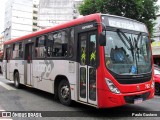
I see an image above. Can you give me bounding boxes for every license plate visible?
[134,98,143,104]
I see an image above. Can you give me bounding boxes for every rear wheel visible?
[14,72,21,88]
[155,83,160,95]
[58,80,72,106]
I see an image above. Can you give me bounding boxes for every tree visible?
[79,0,159,37]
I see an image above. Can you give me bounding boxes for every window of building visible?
[33,11,38,14]
[33,23,37,26]
[33,17,37,20]
[33,5,38,8]
[47,30,68,57]
[35,35,46,58]
[33,28,37,31]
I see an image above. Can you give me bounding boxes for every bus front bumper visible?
[98,88,154,108]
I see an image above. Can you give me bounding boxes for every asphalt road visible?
[0,75,160,120]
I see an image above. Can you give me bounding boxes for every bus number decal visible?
[145,84,150,89]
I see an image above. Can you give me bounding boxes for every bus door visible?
[78,31,97,105]
[6,48,11,79]
[24,43,34,86]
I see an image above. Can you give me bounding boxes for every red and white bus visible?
[3,13,154,108]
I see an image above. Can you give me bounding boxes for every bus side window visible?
[35,35,46,58]
[12,42,23,59]
[47,30,68,57]
[68,28,74,57]
[0,52,3,62]
[6,48,11,62]
[47,33,54,57]
[19,43,23,58]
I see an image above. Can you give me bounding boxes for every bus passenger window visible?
[35,36,46,58]
[6,48,11,62]
[12,42,23,59]
[68,28,74,57]
[47,31,68,57]
[19,43,23,58]
[47,33,54,57]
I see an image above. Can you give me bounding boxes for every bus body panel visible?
[97,88,154,108]
[97,46,154,108]
[32,60,77,93]
[9,60,24,81]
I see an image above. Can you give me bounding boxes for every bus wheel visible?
[58,80,72,106]
[14,72,21,88]
[155,83,160,95]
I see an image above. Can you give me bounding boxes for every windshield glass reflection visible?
[104,30,152,75]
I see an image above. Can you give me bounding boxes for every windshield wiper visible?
[117,29,135,61]
[117,29,143,74]
[134,32,142,61]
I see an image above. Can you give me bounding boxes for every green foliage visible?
[79,0,159,37]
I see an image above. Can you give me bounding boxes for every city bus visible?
[3,13,154,108]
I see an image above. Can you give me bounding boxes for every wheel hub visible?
[61,85,69,99]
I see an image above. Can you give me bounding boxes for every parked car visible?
[154,66,160,95]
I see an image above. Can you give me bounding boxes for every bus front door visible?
[24,43,33,86]
[78,31,97,105]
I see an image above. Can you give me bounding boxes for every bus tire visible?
[155,83,160,95]
[14,72,21,88]
[58,80,72,106]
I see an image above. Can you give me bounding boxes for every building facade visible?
[152,14,160,65]
[32,2,39,32]
[4,0,33,41]
[38,0,83,29]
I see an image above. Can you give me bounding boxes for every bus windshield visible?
[104,30,152,75]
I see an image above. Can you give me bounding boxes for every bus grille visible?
[124,92,150,104]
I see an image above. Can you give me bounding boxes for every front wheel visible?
[58,80,72,106]
[155,83,160,95]
[14,72,21,88]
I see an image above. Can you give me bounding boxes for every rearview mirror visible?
[99,32,106,46]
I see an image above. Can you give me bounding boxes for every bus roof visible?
[4,13,101,45]
[4,13,147,45]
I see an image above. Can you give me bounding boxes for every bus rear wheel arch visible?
[58,79,72,106]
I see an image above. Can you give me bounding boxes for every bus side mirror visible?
[99,32,106,46]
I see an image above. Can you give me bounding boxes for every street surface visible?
[0,75,160,120]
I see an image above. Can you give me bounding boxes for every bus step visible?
[25,84,32,87]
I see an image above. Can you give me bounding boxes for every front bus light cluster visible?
[105,78,120,94]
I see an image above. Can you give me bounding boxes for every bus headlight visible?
[105,78,120,94]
